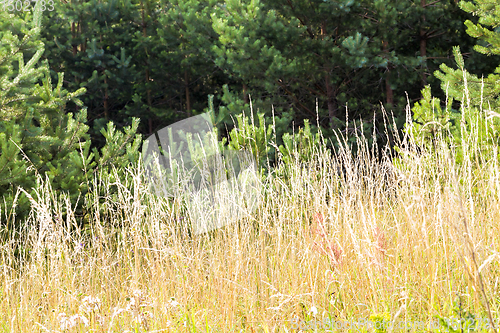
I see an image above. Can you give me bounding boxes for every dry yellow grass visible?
[1,106,499,332]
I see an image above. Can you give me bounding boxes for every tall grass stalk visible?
[0,99,499,332]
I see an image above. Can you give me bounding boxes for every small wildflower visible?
[128,289,153,308]
[109,307,126,327]
[309,306,318,317]
[96,314,105,326]
[267,306,281,311]
[58,313,89,330]
[126,297,137,311]
[79,295,101,314]
[162,297,180,314]
[111,307,126,318]
[132,310,153,326]
[168,297,180,309]
[124,289,154,329]
[132,289,144,299]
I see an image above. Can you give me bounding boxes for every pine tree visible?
[435,0,500,108]
[33,0,493,157]
[39,0,143,140]
[410,0,500,166]
[39,0,234,142]
[0,4,142,227]
[208,0,478,145]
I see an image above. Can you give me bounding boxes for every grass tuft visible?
[1,100,500,332]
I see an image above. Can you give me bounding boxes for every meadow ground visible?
[1,109,499,332]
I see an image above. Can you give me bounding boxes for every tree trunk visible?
[71,22,77,56]
[146,67,152,126]
[104,74,109,120]
[71,16,79,112]
[322,21,338,129]
[243,83,249,104]
[385,72,394,106]
[185,70,191,116]
[325,75,337,129]
[77,20,82,52]
[420,0,428,86]
[142,0,153,130]
[78,17,86,53]
[383,41,394,106]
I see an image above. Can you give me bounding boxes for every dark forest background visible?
[37,0,499,143]
[2,0,500,225]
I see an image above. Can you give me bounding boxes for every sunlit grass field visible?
[1,105,500,332]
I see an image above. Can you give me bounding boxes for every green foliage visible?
[435,0,500,108]
[207,84,294,161]
[460,0,500,56]
[31,0,495,156]
[228,115,324,184]
[40,0,231,143]
[408,84,499,167]
[278,119,322,167]
[206,0,486,151]
[0,8,142,227]
[93,118,142,174]
[434,295,489,332]
[368,312,391,333]
[226,110,272,172]
[409,85,458,149]
[415,0,500,167]
[206,88,322,178]
[435,46,500,109]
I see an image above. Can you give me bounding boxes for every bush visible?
[0,6,142,229]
